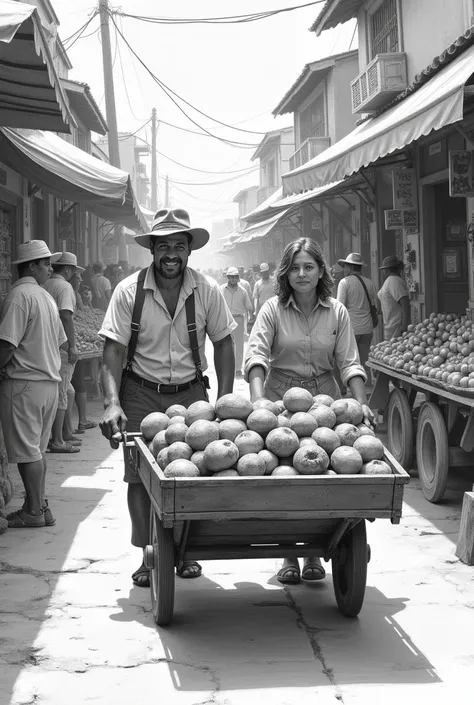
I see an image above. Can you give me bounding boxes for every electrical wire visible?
[113,2,324,26]
[162,168,258,187]
[114,21,149,122]
[118,118,151,140]
[109,13,266,144]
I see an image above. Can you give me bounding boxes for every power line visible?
[114,20,149,122]
[161,168,258,187]
[118,118,151,140]
[114,2,324,25]
[110,14,262,145]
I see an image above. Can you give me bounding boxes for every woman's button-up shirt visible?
[244,294,366,386]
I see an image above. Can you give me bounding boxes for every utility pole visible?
[99,0,127,262]
[151,107,158,212]
[165,175,170,208]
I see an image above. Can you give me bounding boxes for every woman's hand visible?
[361,403,377,430]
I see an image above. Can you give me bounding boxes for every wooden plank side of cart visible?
[135,438,409,527]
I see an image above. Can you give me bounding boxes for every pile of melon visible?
[140,389,391,479]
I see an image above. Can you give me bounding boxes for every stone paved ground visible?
[1,343,474,705]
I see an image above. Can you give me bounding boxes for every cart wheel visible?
[387,388,413,470]
[332,520,367,618]
[416,402,449,503]
[148,510,175,626]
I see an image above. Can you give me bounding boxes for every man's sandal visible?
[132,566,150,588]
[8,500,55,527]
[48,443,80,453]
[276,566,301,585]
[8,508,45,528]
[176,561,202,579]
[301,563,326,582]
[77,421,97,431]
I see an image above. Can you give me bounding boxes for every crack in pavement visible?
[283,587,345,703]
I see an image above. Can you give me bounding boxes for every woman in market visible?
[244,237,375,585]
[377,255,410,340]
[70,272,97,434]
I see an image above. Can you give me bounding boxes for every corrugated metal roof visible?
[310,0,363,35]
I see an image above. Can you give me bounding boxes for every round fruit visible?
[258,449,279,474]
[252,398,280,415]
[293,445,329,475]
[361,460,392,475]
[156,447,169,470]
[215,393,253,421]
[309,405,336,428]
[165,422,188,445]
[167,441,193,463]
[277,414,291,428]
[190,451,211,476]
[140,412,169,440]
[246,409,278,436]
[311,427,341,455]
[185,400,216,426]
[219,418,248,442]
[214,469,239,477]
[353,436,384,462]
[323,469,337,476]
[282,387,314,413]
[234,430,265,456]
[312,394,334,407]
[289,411,318,437]
[271,466,299,476]
[331,399,364,425]
[334,423,361,446]
[236,453,266,476]
[274,400,285,413]
[204,439,239,471]
[356,424,375,437]
[150,430,168,457]
[299,437,319,449]
[164,459,199,478]
[166,404,187,418]
[185,419,220,450]
[330,446,363,474]
[168,415,186,426]
[265,427,300,457]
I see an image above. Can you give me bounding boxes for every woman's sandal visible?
[301,563,326,582]
[131,566,150,588]
[176,561,202,579]
[276,566,301,585]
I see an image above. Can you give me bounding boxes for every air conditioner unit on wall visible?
[351,53,407,114]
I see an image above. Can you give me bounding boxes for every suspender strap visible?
[185,291,203,373]
[353,275,372,306]
[125,268,147,372]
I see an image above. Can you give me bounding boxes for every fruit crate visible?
[123,434,409,626]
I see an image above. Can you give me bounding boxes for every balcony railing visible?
[289,136,331,172]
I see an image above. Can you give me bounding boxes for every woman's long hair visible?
[275,237,334,304]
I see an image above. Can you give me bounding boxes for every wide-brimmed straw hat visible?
[134,208,210,250]
[12,240,62,265]
[379,255,403,269]
[337,252,366,267]
[53,252,85,272]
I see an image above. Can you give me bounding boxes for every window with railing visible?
[299,91,326,145]
[369,0,400,59]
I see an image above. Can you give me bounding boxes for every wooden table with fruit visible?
[120,390,410,626]
[368,312,474,505]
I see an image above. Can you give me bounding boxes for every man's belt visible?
[127,370,200,394]
[233,313,245,317]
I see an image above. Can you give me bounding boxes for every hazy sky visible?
[53,1,356,230]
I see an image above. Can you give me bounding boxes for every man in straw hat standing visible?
[253,262,274,315]
[0,241,66,527]
[44,252,85,453]
[378,255,410,340]
[99,208,236,586]
[220,266,253,377]
[336,252,378,378]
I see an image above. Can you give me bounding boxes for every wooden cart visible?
[123,434,409,626]
[368,360,474,503]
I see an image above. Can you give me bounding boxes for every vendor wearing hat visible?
[0,241,66,527]
[377,255,410,340]
[99,208,236,586]
[253,262,275,315]
[336,252,378,376]
[220,267,253,376]
[44,252,85,454]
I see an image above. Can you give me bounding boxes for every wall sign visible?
[384,208,418,230]
[428,141,442,156]
[392,168,418,210]
[449,150,474,197]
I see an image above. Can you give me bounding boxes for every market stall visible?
[74,307,104,397]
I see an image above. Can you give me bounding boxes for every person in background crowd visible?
[253,262,275,315]
[99,208,236,587]
[80,285,93,308]
[237,266,253,297]
[70,272,97,434]
[245,237,373,585]
[0,241,66,527]
[378,255,410,340]
[336,252,377,378]
[220,266,253,377]
[91,262,112,311]
[43,252,84,454]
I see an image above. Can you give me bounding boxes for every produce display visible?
[74,308,105,356]
[369,312,474,389]
[140,390,392,478]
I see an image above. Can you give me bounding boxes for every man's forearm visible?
[60,311,76,347]
[213,335,234,398]
[101,340,125,407]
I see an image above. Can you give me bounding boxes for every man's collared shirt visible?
[0,277,66,382]
[337,274,377,336]
[220,283,252,317]
[253,278,275,313]
[244,295,366,386]
[43,273,76,312]
[100,266,236,384]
